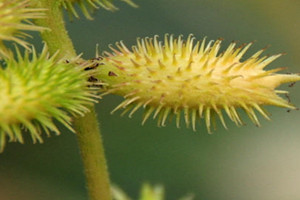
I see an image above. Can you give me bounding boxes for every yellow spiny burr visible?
[95,34,300,132]
[0,0,46,57]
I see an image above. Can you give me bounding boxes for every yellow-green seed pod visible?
[0,0,46,57]
[0,45,97,152]
[112,183,193,200]
[62,0,137,20]
[95,34,300,132]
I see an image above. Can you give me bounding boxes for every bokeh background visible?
[1,0,300,199]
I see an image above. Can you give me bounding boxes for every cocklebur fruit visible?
[0,0,46,58]
[95,34,300,132]
[112,183,193,200]
[0,45,97,152]
[62,0,137,20]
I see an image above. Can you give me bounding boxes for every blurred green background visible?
[1,0,300,199]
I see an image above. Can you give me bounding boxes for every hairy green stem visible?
[31,0,75,57]
[73,108,111,200]
[31,1,112,199]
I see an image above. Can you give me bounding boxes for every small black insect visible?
[108,71,117,77]
[84,56,104,71]
[289,82,296,87]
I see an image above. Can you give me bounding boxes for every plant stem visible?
[32,0,76,57]
[73,108,111,200]
[31,1,112,199]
